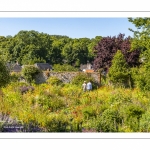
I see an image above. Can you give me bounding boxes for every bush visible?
[22,66,40,83]
[96,108,122,132]
[140,110,150,132]
[45,114,69,132]
[130,67,139,88]
[133,66,150,91]
[71,73,98,89]
[122,104,144,131]
[10,72,21,82]
[47,76,63,86]
[130,49,150,91]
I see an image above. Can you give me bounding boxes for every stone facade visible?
[35,71,100,85]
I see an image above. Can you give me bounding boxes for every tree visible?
[62,38,89,66]
[0,36,14,62]
[128,17,150,51]
[62,41,74,65]
[48,39,66,64]
[128,18,150,91]
[0,59,10,88]
[87,36,102,62]
[93,33,140,72]
[108,50,130,87]
[0,30,54,65]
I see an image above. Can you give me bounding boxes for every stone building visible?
[34,63,52,71]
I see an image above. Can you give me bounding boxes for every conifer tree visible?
[108,50,129,86]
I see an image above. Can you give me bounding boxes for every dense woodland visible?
[0,30,102,67]
[1,18,150,132]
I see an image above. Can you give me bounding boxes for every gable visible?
[34,63,52,71]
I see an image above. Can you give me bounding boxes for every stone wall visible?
[35,71,100,85]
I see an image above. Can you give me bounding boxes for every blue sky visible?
[0,18,136,39]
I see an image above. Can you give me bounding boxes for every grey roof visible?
[6,63,22,72]
[34,63,52,71]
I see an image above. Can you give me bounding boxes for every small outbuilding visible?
[34,63,52,71]
[80,62,94,72]
[6,62,22,72]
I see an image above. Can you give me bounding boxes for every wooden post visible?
[99,68,103,87]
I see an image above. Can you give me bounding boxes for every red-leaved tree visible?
[93,33,140,71]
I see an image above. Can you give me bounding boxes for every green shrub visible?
[71,73,98,89]
[10,72,21,82]
[37,95,65,111]
[131,49,150,91]
[22,66,40,83]
[45,114,69,132]
[96,108,122,132]
[130,67,139,88]
[133,67,150,91]
[82,106,97,119]
[122,104,144,131]
[47,76,63,86]
[140,110,150,132]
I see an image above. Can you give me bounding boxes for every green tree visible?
[62,41,74,65]
[108,50,130,87]
[128,17,150,51]
[0,59,10,88]
[87,36,102,62]
[128,18,150,90]
[140,109,150,132]
[62,38,89,66]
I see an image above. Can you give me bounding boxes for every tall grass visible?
[0,82,150,132]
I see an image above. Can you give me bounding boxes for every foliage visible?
[71,73,98,89]
[10,72,21,82]
[87,36,102,62]
[122,104,144,131]
[130,49,150,91]
[22,66,40,83]
[0,30,98,66]
[96,108,122,132]
[133,66,150,91]
[128,18,150,91]
[53,64,78,72]
[62,38,90,66]
[128,18,150,51]
[0,59,10,88]
[46,76,63,86]
[140,109,150,132]
[93,33,140,71]
[1,81,150,132]
[108,50,130,87]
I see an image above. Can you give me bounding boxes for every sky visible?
[0,18,136,39]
